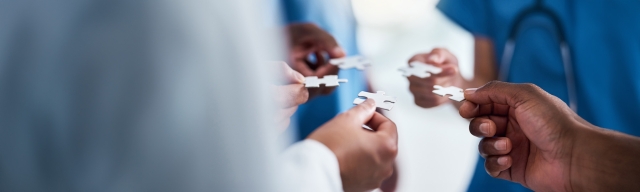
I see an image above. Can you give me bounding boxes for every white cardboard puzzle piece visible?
[432,85,465,102]
[362,124,374,131]
[329,56,372,70]
[304,75,348,88]
[353,91,397,111]
[399,61,443,78]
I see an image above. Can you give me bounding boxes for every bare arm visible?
[452,37,498,108]
[467,37,498,87]
[571,127,640,191]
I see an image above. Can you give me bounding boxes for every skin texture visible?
[407,37,497,109]
[285,23,401,191]
[274,62,309,130]
[286,23,346,97]
[407,48,463,108]
[308,99,398,192]
[459,81,640,191]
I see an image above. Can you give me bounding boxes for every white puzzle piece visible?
[398,61,443,78]
[362,124,374,131]
[353,91,397,111]
[329,56,372,70]
[304,75,348,88]
[432,85,465,102]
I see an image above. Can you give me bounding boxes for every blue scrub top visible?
[280,0,368,140]
[437,0,640,191]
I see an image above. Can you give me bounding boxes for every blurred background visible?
[352,0,478,191]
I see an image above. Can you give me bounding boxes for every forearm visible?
[571,126,640,191]
[467,37,498,88]
[452,37,497,108]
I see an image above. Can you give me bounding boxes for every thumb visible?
[329,47,346,58]
[342,99,377,127]
[426,48,458,67]
[460,81,544,118]
[279,62,305,84]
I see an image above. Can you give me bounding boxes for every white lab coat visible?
[0,0,341,191]
[283,139,344,191]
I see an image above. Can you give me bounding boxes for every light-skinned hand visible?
[274,62,308,130]
[407,48,463,108]
[308,99,398,192]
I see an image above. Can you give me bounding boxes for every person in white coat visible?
[0,0,398,191]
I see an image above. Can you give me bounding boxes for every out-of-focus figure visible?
[280,0,369,140]
[0,0,399,191]
[0,0,282,191]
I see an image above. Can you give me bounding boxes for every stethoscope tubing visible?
[499,40,578,111]
[499,0,578,111]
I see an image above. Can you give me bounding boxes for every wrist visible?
[569,123,602,191]
[570,123,640,191]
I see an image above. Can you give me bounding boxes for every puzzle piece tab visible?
[432,85,465,102]
[362,124,374,131]
[353,91,397,111]
[399,61,443,78]
[329,56,372,70]
[304,75,348,88]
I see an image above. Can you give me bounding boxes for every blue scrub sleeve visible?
[437,0,491,37]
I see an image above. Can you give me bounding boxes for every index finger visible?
[459,102,511,119]
[314,62,339,77]
[368,113,397,141]
[316,33,345,58]
[408,48,457,67]
[408,53,429,64]
[426,48,457,65]
[430,63,458,77]
[279,62,306,84]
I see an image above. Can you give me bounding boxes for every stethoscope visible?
[499,0,578,111]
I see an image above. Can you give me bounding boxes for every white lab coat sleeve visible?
[0,0,286,191]
[281,139,343,192]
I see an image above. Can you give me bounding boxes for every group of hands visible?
[275,23,636,191]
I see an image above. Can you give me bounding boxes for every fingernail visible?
[479,123,489,135]
[364,99,376,107]
[333,47,346,56]
[465,88,478,94]
[498,156,509,165]
[494,140,507,151]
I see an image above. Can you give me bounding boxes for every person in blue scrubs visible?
[280,0,369,140]
[406,0,640,191]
